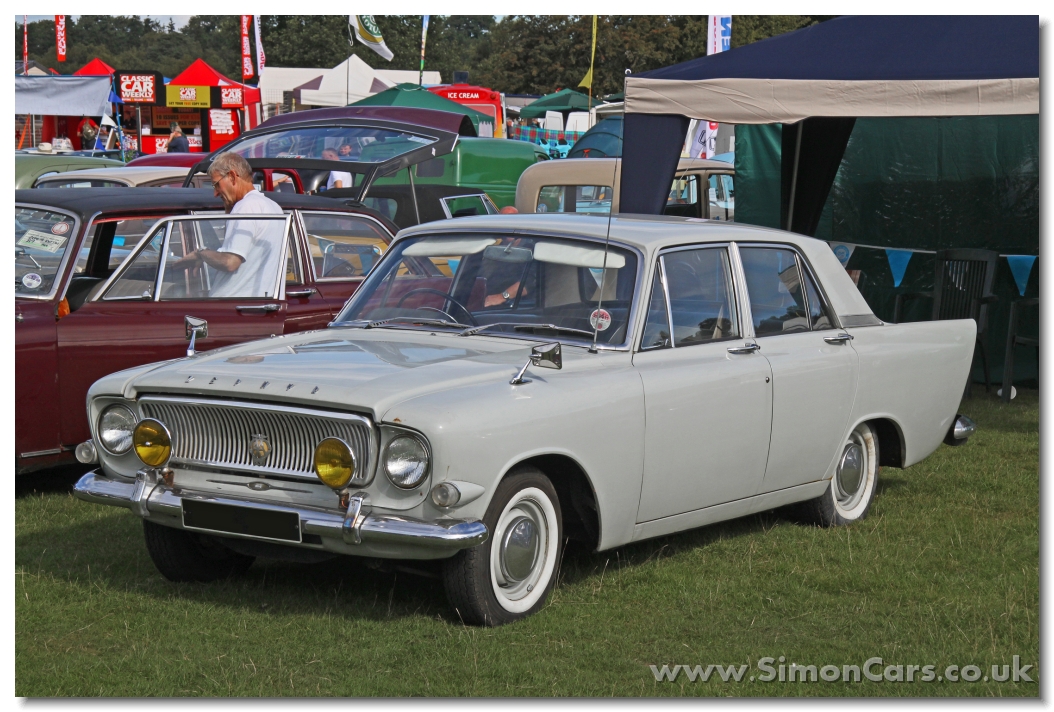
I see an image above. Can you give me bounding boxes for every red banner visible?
[22,16,28,74]
[55,16,66,62]
[241,15,253,80]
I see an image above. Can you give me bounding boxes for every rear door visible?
[737,244,858,494]
[57,214,292,447]
[299,211,393,320]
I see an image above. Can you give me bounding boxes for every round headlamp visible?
[133,418,172,468]
[98,404,137,455]
[314,438,356,489]
[384,434,430,489]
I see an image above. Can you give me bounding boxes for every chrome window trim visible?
[635,258,672,353]
[136,395,378,486]
[96,214,293,303]
[14,203,84,302]
[337,227,646,352]
[733,241,843,337]
[640,242,743,351]
[299,210,393,284]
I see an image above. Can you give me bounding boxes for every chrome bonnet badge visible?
[249,434,271,466]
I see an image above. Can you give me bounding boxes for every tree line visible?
[17,15,832,95]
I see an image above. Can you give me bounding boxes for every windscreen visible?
[15,207,76,297]
[222,126,436,164]
[335,233,638,346]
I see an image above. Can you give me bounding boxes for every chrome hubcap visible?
[837,443,864,497]
[500,516,538,583]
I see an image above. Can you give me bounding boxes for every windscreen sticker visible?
[50,222,70,235]
[21,273,43,290]
[17,230,68,253]
[589,308,612,332]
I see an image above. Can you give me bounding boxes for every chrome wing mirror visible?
[185,315,208,357]
[511,342,562,385]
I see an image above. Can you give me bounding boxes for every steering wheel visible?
[395,288,478,326]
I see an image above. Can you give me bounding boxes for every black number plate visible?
[182,500,301,543]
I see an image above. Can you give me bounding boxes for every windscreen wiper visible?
[366,316,472,330]
[460,322,595,338]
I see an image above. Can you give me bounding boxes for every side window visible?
[664,175,701,218]
[802,265,834,330]
[536,185,612,214]
[303,212,389,280]
[739,247,809,336]
[443,195,489,218]
[102,227,164,300]
[640,266,671,349]
[708,173,734,222]
[662,247,739,346]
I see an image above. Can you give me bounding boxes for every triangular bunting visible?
[1006,255,1037,296]
[886,249,913,288]
[829,242,855,268]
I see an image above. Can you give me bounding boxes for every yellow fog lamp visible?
[314,438,356,489]
[133,418,172,468]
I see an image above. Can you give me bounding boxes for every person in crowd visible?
[338,143,356,159]
[167,123,190,153]
[322,148,353,189]
[172,153,284,298]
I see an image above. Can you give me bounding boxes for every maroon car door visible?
[298,211,394,320]
[56,214,293,448]
[15,205,81,467]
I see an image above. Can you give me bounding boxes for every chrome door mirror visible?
[530,342,562,370]
[185,315,208,356]
[511,342,562,385]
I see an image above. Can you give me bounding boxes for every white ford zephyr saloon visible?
[74,214,977,625]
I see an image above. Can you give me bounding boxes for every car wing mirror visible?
[185,315,208,357]
[511,342,561,385]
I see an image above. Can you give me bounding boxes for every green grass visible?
[16,391,1038,697]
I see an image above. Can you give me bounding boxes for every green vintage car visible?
[15,153,125,189]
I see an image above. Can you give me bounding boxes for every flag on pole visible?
[578,16,598,90]
[253,15,266,76]
[55,16,66,62]
[23,16,28,75]
[350,15,394,61]
[418,15,430,86]
[240,16,253,79]
[690,15,733,158]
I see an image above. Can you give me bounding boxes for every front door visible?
[634,245,773,522]
[737,245,858,493]
[57,214,292,447]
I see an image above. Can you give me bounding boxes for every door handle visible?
[823,332,854,344]
[286,288,316,298]
[236,304,282,313]
[15,313,23,323]
[727,343,760,355]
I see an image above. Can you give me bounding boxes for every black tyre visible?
[802,421,880,527]
[143,520,255,582]
[442,467,563,626]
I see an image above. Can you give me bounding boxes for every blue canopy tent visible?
[620,15,1039,234]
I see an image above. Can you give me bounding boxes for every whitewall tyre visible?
[805,421,880,527]
[442,467,563,626]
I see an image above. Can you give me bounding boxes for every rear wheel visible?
[442,468,562,626]
[803,421,879,527]
[143,520,255,582]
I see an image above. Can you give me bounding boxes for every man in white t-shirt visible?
[173,152,286,298]
[322,148,352,190]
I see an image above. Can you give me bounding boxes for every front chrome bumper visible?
[73,470,488,558]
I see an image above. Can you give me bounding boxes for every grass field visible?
[15,390,1038,697]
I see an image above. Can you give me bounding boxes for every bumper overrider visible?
[73,470,489,559]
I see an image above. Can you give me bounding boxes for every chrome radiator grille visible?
[139,397,374,481]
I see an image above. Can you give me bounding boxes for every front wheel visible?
[442,468,563,626]
[803,421,879,527]
[143,520,255,582]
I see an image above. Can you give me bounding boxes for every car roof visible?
[16,153,124,167]
[126,152,205,168]
[14,188,390,224]
[34,166,190,185]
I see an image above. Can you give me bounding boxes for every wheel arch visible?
[863,416,906,469]
[502,453,601,552]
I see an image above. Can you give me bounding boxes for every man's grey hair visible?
[209,152,252,181]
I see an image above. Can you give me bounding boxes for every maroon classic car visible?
[15,188,397,473]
